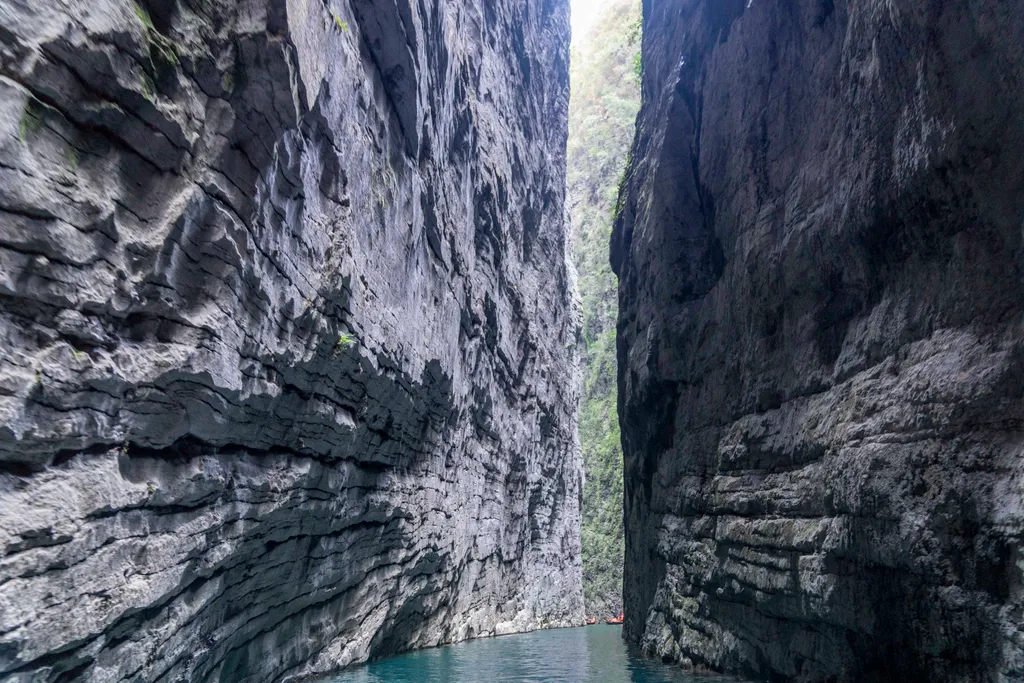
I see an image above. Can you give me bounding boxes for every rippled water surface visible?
[316,625,749,683]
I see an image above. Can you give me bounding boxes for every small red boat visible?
[585,616,598,625]
[604,612,624,625]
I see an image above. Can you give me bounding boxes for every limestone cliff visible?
[613,0,1024,681]
[0,0,583,680]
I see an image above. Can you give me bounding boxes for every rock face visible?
[613,1,1024,681]
[0,0,582,681]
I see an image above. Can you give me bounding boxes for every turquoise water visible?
[316,625,747,683]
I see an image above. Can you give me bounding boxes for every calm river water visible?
[315,625,749,683]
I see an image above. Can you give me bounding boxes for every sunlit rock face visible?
[613,1,1024,681]
[0,0,583,680]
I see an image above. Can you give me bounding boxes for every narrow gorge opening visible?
[567,0,641,622]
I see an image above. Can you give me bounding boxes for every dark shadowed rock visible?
[614,1,1024,681]
[0,0,582,680]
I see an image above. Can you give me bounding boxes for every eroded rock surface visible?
[0,0,582,680]
[613,1,1024,681]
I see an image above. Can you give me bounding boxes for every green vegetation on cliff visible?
[568,0,641,618]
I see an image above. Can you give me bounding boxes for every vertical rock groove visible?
[615,0,1024,681]
[0,0,583,680]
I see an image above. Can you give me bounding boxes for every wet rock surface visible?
[0,0,582,680]
[613,1,1024,681]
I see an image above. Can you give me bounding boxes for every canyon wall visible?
[0,0,582,680]
[613,0,1024,681]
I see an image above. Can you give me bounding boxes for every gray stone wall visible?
[613,1,1024,680]
[0,0,583,680]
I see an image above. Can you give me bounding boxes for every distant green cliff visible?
[568,0,641,619]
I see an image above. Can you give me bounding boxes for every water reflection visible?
[316,625,749,683]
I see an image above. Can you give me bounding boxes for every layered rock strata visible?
[613,1,1024,681]
[0,0,583,680]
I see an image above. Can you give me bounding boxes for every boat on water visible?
[584,617,598,625]
[604,613,624,625]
